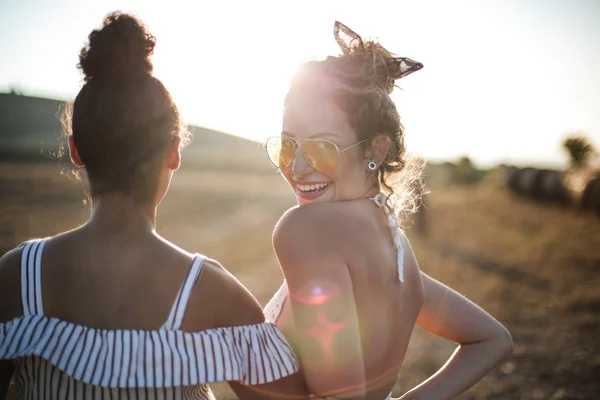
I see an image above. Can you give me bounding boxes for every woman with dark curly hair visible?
[263,22,513,400]
[0,12,305,400]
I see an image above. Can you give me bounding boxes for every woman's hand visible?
[402,272,513,399]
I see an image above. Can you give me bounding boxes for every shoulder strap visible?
[162,255,206,330]
[384,207,405,283]
[369,193,405,282]
[264,280,289,323]
[20,239,47,316]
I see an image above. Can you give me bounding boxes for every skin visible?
[0,135,307,400]
[270,88,514,400]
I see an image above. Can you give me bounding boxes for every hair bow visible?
[333,21,423,80]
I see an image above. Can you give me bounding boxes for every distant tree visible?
[457,155,474,171]
[454,155,480,184]
[563,136,594,168]
[8,85,23,95]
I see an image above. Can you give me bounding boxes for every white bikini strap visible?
[370,193,405,282]
[162,255,206,330]
[20,239,47,316]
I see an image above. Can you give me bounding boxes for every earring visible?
[368,161,377,171]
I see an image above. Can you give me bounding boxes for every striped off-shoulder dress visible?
[0,238,299,399]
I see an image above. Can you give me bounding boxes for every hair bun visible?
[332,21,423,95]
[78,12,155,82]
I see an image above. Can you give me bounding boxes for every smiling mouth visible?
[297,182,331,193]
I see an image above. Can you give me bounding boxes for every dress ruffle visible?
[0,315,299,388]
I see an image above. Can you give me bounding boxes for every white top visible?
[263,193,404,400]
[1,239,299,400]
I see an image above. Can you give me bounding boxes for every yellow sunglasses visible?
[265,136,365,172]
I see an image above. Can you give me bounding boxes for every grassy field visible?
[1,160,599,399]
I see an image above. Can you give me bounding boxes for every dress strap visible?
[20,239,48,316]
[162,255,206,330]
[264,280,289,323]
[369,193,405,283]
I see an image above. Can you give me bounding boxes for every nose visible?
[291,145,314,176]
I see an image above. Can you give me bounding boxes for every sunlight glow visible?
[293,282,338,306]
[1,0,599,168]
[303,308,347,363]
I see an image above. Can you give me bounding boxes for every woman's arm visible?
[399,273,513,399]
[0,248,22,400]
[272,207,366,400]
[180,258,309,400]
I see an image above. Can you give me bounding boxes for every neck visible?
[357,182,382,201]
[87,193,157,234]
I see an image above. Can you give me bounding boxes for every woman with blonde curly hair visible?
[263,21,513,400]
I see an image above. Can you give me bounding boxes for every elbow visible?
[495,326,514,360]
[466,325,513,363]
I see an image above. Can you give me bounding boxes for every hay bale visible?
[530,169,549,200]
[516,167,540,197]
[502,165,521,192]
[536,169,570,204]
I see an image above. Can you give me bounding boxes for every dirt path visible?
[2,163,599,399]
[403,185,600,399]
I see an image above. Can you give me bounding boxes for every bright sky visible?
[1,0,599,168]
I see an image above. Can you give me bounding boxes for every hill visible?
[0,93,272,172]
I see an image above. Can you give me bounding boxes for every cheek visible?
[280,168,293,185]
[328,164,350,187]
[335,157,368,189]
[340,156,365,177]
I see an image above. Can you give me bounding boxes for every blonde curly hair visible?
[285,21,426,217]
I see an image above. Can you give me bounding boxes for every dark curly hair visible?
[62,11,190,202]
[286,36,425,214]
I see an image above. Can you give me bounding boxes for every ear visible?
[166,136,182,171]
[366,135,391,165]
[67,135,85,167]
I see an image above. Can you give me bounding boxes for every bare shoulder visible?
[0,244,26,321]
[272,203,357,288]
[182,257,265,332]
[273,202,360,251]
[203,258,265,326]
[276,201,360,225]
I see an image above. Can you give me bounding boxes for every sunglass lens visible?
[266,137,295,168]
[304,140,339,172]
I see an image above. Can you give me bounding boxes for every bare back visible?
[0,225,309,400]
[0,226,263,332]
[349,201,424,396]
[270,197,424,399]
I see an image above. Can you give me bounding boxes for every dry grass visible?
[2,161,599,399]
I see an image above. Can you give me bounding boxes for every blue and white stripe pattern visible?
[1,239,300,399]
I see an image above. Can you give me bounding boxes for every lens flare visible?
[302,307,347,362]
[292,281,338,306]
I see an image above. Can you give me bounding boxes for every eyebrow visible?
[281,131,342,140]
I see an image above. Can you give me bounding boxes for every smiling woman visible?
[263,20,513,400]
